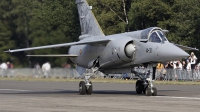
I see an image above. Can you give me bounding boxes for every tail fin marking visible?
[76,0,105,36]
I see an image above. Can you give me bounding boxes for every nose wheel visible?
[135,79,157,96]
[152,87,157,96]
[135,80,145,94]
[145,87,157,96]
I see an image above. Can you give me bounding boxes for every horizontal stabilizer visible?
[174,44,199,51]
[27,54,78,57]
[5,38,111,53]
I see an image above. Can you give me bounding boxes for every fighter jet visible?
[5,0,198,96]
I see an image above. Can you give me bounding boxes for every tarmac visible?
[0,80,200,112]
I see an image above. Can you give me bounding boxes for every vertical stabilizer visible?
[76,0,105,36]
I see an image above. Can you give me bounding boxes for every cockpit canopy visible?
[149,32,161,43]
[141,27,168,43]
[149,31,168,43]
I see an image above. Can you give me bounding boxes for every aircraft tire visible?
[79,81,86,95]
[86,81,93,95]
[136,80,143,94]
[145,87,152,96]
[152,87,157,96]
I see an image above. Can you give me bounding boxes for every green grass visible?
[0,77,200,85]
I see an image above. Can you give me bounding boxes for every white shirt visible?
[0,63,8,70]
[178,63,182,70]
[190,55,197,64]
[42,63,51,72]
[186,63,191,71]
[173,61,177,69]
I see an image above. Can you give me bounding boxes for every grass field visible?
[0,77,200,85]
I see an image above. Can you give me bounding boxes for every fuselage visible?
[69,27,189,70]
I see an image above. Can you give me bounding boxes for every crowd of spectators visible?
[34,62,71,78]
[156,52,199,81]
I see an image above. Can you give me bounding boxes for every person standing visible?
[186,60,191,80]
[7,62,11,68]
[0,62,8,77]
[196,62,200,80]
[182,61,187,80]
[165,61,173,81]
[34,63,41,78]
[173,61,178,81]
[156,63,164,80]
[6,61,14,77]
[189,52,197,80]
[42,62,51,78]
[176,60,183,80]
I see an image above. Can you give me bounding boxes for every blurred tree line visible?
[0,0,199,67]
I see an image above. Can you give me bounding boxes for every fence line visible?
[0,68,199,81]
[155,68,200,81]
[0,68,80,79]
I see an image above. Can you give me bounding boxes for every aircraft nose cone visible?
[176,49,189,58]
[160,43,189,61]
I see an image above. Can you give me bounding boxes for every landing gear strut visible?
[133,64,157,96]
[78,67,98,95]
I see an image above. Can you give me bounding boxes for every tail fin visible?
[76,0,105,36]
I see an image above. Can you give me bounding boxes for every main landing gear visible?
[79,81,92,95]
[79,68,97,95]
[134,64,157,96]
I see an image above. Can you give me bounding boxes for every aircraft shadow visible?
[0,90,76,95]
[93,90,177,96]
[0,89,177,96]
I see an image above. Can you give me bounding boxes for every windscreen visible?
[149,32,161,43]
[157,31,168,41]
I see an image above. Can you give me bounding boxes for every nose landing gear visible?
[135,78,157,96]
[134,64,158,96]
